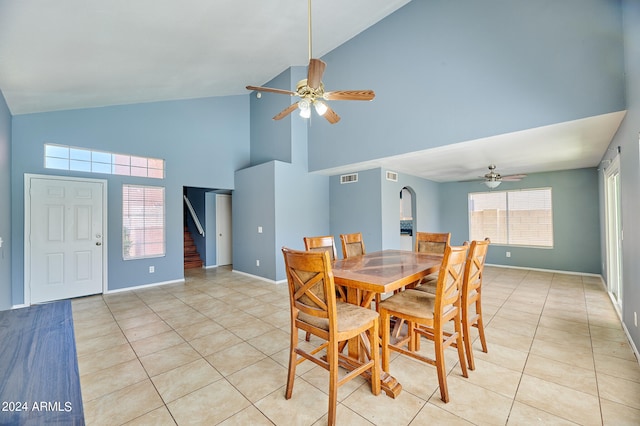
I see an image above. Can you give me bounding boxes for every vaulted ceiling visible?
[0,0,624,182]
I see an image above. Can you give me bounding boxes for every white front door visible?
[26,175,106,304]
[216,194,232,266]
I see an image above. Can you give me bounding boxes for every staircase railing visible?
[183,195,205,236]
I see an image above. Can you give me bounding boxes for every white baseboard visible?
[104,278,186,294]
[485,263,602,278]
[231,269,286,285]
[11,304,29,310]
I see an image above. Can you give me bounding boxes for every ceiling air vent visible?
[340,173,358,184]
[386,171,398,182]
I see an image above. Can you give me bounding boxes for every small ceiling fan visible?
[480,164,527,188]
[245,0,375,124]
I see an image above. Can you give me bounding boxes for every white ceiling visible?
[0,0,625,182]
[316,111,626,182]
[0,0,410,115]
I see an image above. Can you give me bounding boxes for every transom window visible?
[122,185,165,260]
[469,188,553,248]
[45,143,164,179]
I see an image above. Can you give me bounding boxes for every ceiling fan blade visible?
[246,85,297,96]
[307,59,326,90]
[323,90,375,101]
[322,105,341,124]
[501,174,527,181]
[273,103,300,121]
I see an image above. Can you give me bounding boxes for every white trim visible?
[622,321,640,366]
[104,278,185,294]
[485,263,603,278]
[10,304,29,310]
[24,173,108,306]
[603,154,623,311]
[216,194,232,266]
[231,269,286,285]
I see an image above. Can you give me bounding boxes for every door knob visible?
[96,242,102,246]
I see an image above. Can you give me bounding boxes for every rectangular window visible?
[45,143,165,179]
[469,188,553,247]
[123,185,165,260]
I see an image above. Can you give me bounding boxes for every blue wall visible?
[330,168,383,257]
[602,0,640,355]
[10,96,249,305]
[307,0,625,172]
[0,91,11,310]
[234,66,329,281]
[329,168,442,258]
[439,168,601,274]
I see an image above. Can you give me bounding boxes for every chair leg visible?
[433,329,449,403]
[413,322,420,351]
[305,331,311,342]
[454,314,469,379]
[286,327,298,399]
[381,310,391,372]
[327,339,339,426]
[476,300,488,353]
[369,321,381,396]
[462,309,475,370]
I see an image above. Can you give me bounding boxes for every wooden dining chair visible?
[304,235,338,261]
[413,238,490,370]
[340,232,365,259]
[379,244,469,403]
[391,232,452,337]
[339,232,383,310]
[282,247,380,425]
[303,235,343,341]
[413,232,451,287]
[460,238,490,370]
[415,232,451,255]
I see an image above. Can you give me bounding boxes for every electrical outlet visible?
[149,266,155,273]
[256,260,260,267]
[506,252,511,258]
[258,226,263,233]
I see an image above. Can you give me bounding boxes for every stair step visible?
[183,226,202,269]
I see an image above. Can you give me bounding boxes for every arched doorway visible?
[400,186,416,250]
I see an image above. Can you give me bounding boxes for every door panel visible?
[216,194,232,266]
[29,177,104,304]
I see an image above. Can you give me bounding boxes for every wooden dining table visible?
[331,249,443,398]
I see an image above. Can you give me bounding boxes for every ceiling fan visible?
[480,164,527,189]
[245,0,375,124]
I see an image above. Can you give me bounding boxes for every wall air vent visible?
[386,171,398,182]
[340,173,358,184]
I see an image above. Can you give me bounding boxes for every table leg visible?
[344,287,403,398]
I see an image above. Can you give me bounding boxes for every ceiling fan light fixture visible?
[485,180,501,189]
[298,99,311,118]
[314,100,328,116]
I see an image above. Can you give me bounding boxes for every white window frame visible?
[468,187,553,248]
[122,184,166,260]
[45,143,164,179]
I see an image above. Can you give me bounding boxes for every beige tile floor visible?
[72,266,640,425]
